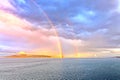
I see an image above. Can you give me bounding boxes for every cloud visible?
[0,10,63,56]
[0,0,15,10]
[0,0,120,57]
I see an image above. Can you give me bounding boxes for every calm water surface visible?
[0,58,120,80]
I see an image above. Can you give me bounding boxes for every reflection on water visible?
[0,58,120,80]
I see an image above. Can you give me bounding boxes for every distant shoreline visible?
[5,54,52,58]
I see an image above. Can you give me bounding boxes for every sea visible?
[0,58,120,80]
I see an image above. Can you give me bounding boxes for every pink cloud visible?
[0,0,15,10]
[0,10,61,55]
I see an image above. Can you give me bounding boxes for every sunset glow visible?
[18,51,26,55]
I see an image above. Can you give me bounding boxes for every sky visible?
[0,0,120,58]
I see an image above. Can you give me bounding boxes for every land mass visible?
[114,56,120,58]
[6,54,52,58]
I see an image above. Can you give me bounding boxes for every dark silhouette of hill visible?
[6,54,52,58]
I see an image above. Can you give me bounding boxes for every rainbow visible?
[30,0,63,58]
[66,20,79,58]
